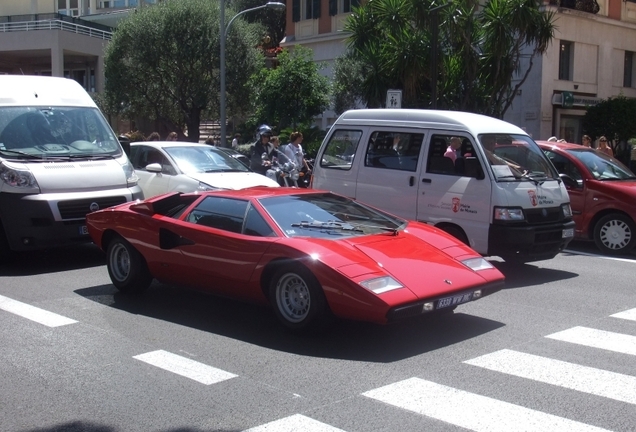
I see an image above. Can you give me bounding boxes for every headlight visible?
[121,160,139,187]
[461,257,494,271]
[494,206,524,221]
[561,203,572,218]
[359,276,403,294]
[197,181,219,191]
[0,162,40,192]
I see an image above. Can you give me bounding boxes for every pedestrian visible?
[283,131,310,173]
[147,132,160,141]
[597,136,613,157]
[547,136,558,142]
[231,133,241,149]
[557,139,567,143]
[166,132,178,141]
[582,135,592,147]
[204,137,215,146]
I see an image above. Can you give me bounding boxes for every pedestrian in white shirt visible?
[283,131,309,171]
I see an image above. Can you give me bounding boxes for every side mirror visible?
[146,163,163,173]
[559,173,579,188]
[118,135,131,157]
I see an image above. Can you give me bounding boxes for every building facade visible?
[282,0,636,142]
[0,0,156,92]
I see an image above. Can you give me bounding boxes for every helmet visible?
[257,124,273,139]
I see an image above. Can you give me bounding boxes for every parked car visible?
[214,146,251,168]
[538,141,636,254]
[129,142,278,198]
[87,187,505,333]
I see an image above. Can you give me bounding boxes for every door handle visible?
[421,178,432,183]
[409,176,415,186]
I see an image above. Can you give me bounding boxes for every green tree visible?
[249,47,330,129]
[337,0,555,118]
[582,95,636,164]
[230,0,286,50]
[103,0,264,142]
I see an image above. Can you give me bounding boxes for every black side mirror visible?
[118,135,131,157]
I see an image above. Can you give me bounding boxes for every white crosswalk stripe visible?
[546,326,636,356]
[362,377,610,432]
[0,294,77,327]
[611,308,636,321]
[243,414,347,432]
[133,350,237,385]
[465,349,636,405]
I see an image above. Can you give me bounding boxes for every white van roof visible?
[336,109,526,136]
[0,75,97,108]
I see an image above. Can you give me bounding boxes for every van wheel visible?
[106,236,152,293]
[0,221,11,265]
[593,213,636,255]
[440,225,469,246]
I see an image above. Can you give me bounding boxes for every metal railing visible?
[0,13,113,40]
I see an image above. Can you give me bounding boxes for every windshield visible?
[569,148,635,180]
[479,134,558,183]
[0,106,122,159]
[164,146,250,174]
[259,192,405,239]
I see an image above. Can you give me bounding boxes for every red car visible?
[539,141,636,254]
[86,187,504,332]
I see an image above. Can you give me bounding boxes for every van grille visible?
[525,207,562,224]
[58,197,126,220]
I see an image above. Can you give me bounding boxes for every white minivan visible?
[0,76,143,262]
[313,109,575,262]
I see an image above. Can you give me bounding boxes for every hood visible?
[494,179,568,208]
[24,159,126,193]
[187,172,280,189]
[344,234,493,299]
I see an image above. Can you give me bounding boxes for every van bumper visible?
[488,220,576,262]
[0,186,143,252]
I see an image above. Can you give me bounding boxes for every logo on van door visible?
[528,190,538,207]
[452,197,461,213]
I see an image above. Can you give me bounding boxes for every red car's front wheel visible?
[107,236,153,293]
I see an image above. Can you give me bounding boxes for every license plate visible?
[562,228,574,238]
[437,292,473,309]
[79,225,89,235]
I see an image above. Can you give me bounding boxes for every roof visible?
[536,141,590,151]
[201,186,327,200]
[0,76,96,108]
[336,109,527,136]
[131,141,214,149]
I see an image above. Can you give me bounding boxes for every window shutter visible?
[312,0,321,19]
[292,0,300,22]
[352,0,360,7]
[329,0,337,15]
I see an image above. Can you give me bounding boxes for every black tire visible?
[593,213,636,255]
[0,221,11,266]
[106,236,153,293]
[269,264,328,333]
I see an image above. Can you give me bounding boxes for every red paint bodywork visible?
[538,141,636,241]
[87,187,504,324]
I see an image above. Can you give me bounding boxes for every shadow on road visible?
[75,282,504,363]
[25,421,241,432]
[0,243,105,276]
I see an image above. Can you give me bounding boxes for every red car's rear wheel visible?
[107,236,152,293]
[269,264,328,333]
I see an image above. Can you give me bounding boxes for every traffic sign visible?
[386,90,402,108]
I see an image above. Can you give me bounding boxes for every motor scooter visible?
[264,151,300,187]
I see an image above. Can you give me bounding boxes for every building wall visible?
[0,0,54,15]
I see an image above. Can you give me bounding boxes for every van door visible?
[355,130,426,220]
[313,129,365,199]
[417,133,491,253]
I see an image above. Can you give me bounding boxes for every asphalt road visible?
[1,241,635,432]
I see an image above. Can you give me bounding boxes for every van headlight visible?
[0,162,40,192]
[122,160,139,187]
[561,203,572,218]
[493,206,525,222]
[359,276,403,294]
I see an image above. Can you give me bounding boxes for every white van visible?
[0,76,143,262]
[313,109,575,262]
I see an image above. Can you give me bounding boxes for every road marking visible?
[362,377,609,432]
[546,326,636,356]
[465,349,636,405]
[611,308,636,321]
[563,248,636,263]
[243,414,347,432]
[133,350,237,385]
[0,294,77,327]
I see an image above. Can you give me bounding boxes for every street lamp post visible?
[219,1,285,147]
[429,1,452,110]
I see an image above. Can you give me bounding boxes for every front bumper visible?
[488,220,576,262]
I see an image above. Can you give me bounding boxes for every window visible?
[364,131,423,172]
[543,150,583,185]
[58,0,79,16]
[186,197,249,234]
[319,129,363,170]
[131,146,175,175]
[244,206,275,237]
[559,41,573,81]
[329,0,360,15]
[293,0,321,21]
[426,134,478,177]
[624,51,635,88]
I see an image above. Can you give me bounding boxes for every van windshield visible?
[0,107,122,160]
[480,134,558,183]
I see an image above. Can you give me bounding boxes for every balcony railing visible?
[0,13,113,40]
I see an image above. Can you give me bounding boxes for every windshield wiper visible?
[0,149,41,159]
[520,171,547,185]
[205,168,244,173]
[291,221,364,232]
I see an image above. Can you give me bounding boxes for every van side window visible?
[364,131,423,172]
[319,130,362,170]
[426,134,477,177]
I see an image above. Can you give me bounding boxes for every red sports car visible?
[87,187,504,332]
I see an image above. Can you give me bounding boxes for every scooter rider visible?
[250,124,277,175]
